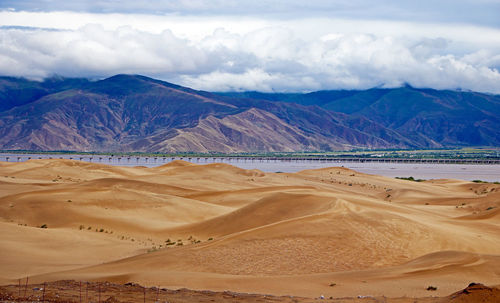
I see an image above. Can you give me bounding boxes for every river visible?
[1,153,499,182]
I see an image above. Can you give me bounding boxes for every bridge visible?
[1,154,499,165]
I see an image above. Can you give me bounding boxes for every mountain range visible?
[0,74,499,152]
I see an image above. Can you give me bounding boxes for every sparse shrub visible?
[396,176,425,182]
[329,283,336,287]
[208,237,213,241]
[427,286,437,291]
[79,225,85,230]
[486,207,495,211]
[99,228,104,232]
[40,224,48,228]
[87,226,92,230]
[67,199,72,203]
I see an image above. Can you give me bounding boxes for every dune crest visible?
[154,159,194,169]
[1,159,500,298]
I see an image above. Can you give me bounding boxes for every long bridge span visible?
[1,154,499,165]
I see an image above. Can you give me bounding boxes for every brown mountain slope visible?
[136,108,350,152]
[0,75,420,152]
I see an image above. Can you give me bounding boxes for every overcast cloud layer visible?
[1,0,500,93]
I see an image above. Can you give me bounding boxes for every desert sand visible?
[1,159,499,301]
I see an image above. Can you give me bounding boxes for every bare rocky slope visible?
[1,74,498,152]
[222,86,500,148]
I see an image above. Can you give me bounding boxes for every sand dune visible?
[1,159,499,299]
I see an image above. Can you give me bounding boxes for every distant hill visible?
[0,74,498,152]
[221,87,500,147]
[0,76,90,112]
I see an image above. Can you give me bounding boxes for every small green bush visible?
[396,176,425,182]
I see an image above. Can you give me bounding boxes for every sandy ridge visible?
[0,159,499,298]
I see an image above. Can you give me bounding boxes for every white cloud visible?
[0,10,500,93]
[0,25,215,78]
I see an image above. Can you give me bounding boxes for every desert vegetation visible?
[0,159,499,299]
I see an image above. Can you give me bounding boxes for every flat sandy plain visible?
[0,159,499,302]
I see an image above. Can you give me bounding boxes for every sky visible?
[1,0,500,93]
